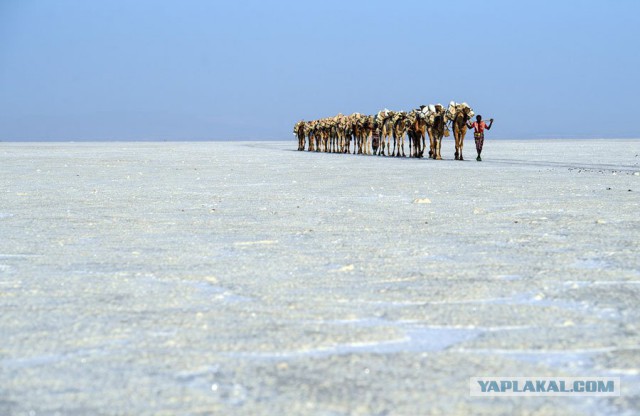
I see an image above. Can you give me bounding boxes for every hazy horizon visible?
[1,0,639,141]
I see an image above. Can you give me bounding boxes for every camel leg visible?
[436,137,442,160]
[412,136,417,158]
[414,135,418,158]
[432,134,437,159]
[454,133,459,160]
[431,135,435,159]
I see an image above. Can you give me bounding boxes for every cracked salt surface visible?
[1,139,639,415]
[229,319,482,359]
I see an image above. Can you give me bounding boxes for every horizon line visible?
[1,137,640,143]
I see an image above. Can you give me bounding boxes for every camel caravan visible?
[293,102,475,160]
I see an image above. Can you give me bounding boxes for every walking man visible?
[467,115,494,161]
[372,126,381,155]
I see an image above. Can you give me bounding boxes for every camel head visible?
[462,106,475,121]
[365,115,375,128]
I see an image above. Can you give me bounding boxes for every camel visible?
[335,114,348,153]
[448,102,474,160]
[380,111,396,156]
[426,104,447,160]
[306,120,316,152]
[405,112,417,157]
[406,109,427,158]
[361,115,375,155]
[342,117,353,153]
[373,110,386,155]
[371,124,380,155]
[342,117,352,153]
[329,120,339,153]
[350,113,365,155]
[293,120,306,151]
[320,121,330,152]
[315,121,324,152]
[392,112,409,157]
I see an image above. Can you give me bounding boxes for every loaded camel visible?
[448,102,474,160]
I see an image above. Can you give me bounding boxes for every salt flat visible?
[1,139,639,415]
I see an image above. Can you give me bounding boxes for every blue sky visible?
[1,0,639,140]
